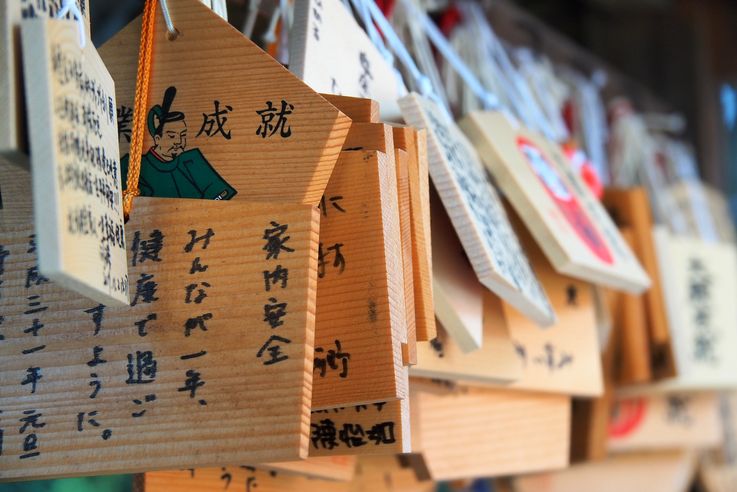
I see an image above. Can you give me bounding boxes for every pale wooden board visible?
[321,94,380,123]
[263,455,357,481]
[604,187,676,378]
[0,197,318,480]
[632,228,737,392]
[395,148,417,365]
[429,188,483,352]
[312,150,408,409]
[500,213,604,397]
[411,386,570,480]
[608,392,722,451]
[516,450,697,492]
[411,289,523,384]
[1,0,89,164]
[0,157,33,227]
[399,93,555,328]
[21,18,128,306]
[393,126,435,342]
[142,467,349,492]
[335,121,416,364]
[290,0,405,121]
[308,399,410,456]
[98,0,350,207]
[142,455,434,492]
[460,110,650,293]
[610,228,653,386]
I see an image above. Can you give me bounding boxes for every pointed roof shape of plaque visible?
[99,0,351,206]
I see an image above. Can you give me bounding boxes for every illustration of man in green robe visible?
[121,86,237,200]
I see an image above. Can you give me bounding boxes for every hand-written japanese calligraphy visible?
[256,100,294,139]
[196,100,233,140]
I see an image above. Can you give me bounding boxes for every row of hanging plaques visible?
[0,0,736,484]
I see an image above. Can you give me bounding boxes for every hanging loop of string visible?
[57,0,86,48]
[159,0,178,39]
[361,0,448,117]
[122,0,158,220]
[400,0,499,111]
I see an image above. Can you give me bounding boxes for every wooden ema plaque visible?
[264,455,356,481]
[460,110,650,293]
[608,392,722,451]
[392,126,435,342]
[410,386,570,481]
[309,399,410,456]
[21,18,129,306]
[415,217,603,396]
[516,450,697,492]
[428,187,482,352]
[1,0,90,164]
[290,0,405,121]
[141,455,434,492]
[0,197,318,480]
[647,228,737,391]
[312,150,409,409]
[399,93,555,330]
[604,187,676,379]
[99,0,350,207]
[411,289,522,384]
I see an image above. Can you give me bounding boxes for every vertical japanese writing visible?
[127,229,164,418]
[257,222,294,366]
[21,236,48,397]
[311,0,324,41]
[179,229,215,406]
[51,37,127,298]
[688,257,717,364]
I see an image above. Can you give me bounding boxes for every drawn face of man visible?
[154,119,187,161]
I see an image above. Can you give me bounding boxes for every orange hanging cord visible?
[122,0,158,220]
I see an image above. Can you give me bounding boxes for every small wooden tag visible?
[393,126,435,342]
[309,399,410,456]
[0,198,317,480]
[460,111,650,293]
[99,0,350,207]
[649,229,737,390]
[312,150,408,409]
[411,290,523,384]
[1,0,90,163]
[399,93,555,328]
[21,18,129,306]
[291,0,405,121]
[604,187,676,379]
[263,456,356,481]
[609,393,721,451]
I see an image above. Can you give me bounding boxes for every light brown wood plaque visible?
[399,93,555,329]
[393,126,435,342]
[608,392,722,451]
[411,290,522,384]
[1,0,90,164]
[604,187,676,378]
[460,111,650,293]
[312,150,408,409]
[0,197,318,480]
[290,0,405,121]
[263,455,357,481]
[411,386,570,481]
[99,0,350,207]
[22,18,129,306]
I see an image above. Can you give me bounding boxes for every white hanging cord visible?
[158,0,179,38]
[262,4,281,46]
[362,0,450,118]
[400,0,499,111]
[277,0,291,64]
[57,0,86,48]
